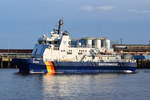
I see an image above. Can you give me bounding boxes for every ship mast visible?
[57,19,64,34]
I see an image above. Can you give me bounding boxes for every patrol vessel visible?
[13,19,136,74]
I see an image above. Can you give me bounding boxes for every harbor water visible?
[0,69,150,100]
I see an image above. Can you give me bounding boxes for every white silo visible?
[86,38,92,48]
[101,38,106,48]
[95,38,101,49]
[105,39,111,49]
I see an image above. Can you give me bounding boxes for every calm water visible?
[0,69,150,100]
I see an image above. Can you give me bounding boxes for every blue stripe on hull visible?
[23,64,136,74]
[29,64,47,73]
[19,66,136,74]
[53,66,136,74]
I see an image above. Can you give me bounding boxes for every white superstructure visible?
[32,19,124,62]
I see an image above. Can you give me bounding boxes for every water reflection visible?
[0,69,150,100]
[42,74,120,100]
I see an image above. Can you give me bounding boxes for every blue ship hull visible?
[12,58,137,74]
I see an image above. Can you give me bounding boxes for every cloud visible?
[128,9,150,14]
[81,5,94,12]
[81,5,114,12]
[96,6,114,11]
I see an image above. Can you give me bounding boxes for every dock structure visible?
[112,44,150,68]
[112,44,150,55]
[0,49,32,68]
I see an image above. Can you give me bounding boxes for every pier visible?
[112,44,150,55]
[113,44,150,68]
[0,49,32,68]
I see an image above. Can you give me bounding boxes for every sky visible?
[0,0,150,49]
